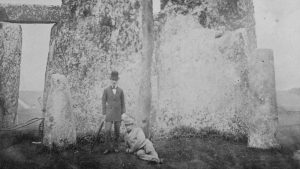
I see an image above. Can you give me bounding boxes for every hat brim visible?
[110,77,119,80]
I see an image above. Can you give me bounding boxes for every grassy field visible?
[0,131,299,169]
[1,90,300,168]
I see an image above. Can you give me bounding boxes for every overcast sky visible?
[0,0,299,91]
[253,0,300,90]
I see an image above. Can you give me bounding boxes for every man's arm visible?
[102,89,107,115]
[120,90,126,114]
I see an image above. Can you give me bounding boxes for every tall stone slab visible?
[153,0,256,137]
[0,22,22,128]
[44,0,153,135]
[154,0,278,148]
[248,49,278,148]
[154,15,251,137]
[43,74,76,147]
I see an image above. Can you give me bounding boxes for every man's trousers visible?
[104,121,121,150]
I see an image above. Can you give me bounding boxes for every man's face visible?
[111,79,118,87]
[104,7,109,15]
[125,124,133,133]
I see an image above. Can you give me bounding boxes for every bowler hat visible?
[110,71,119,80]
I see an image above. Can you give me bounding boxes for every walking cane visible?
[90,120,105,153]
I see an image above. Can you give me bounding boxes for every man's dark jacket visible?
[102,86,125,121]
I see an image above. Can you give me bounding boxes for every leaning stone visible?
[43,73,76,148]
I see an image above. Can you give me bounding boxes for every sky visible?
[0,0,299,91]
[253,0,300,90]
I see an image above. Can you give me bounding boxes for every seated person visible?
[123,115,163,164]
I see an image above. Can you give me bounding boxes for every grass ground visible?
[0,131,299,169]
[1,100,299,169]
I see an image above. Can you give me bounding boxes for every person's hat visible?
[110,71,119,81]
[122,114,135,126]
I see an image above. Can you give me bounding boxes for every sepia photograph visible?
[0,0,300,168]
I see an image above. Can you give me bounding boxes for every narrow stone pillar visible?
[43,73,76,148]
[0,22,22,128]
[138,0,154,138]
[248,49,278,148]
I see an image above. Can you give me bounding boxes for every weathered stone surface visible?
[159,0,257,51]
[160,0,255,30]
[248,49,278,149]
[153,13,251,137]
[138,0,154,137]
[43,74,76,147]
[44,0,152,135]
[0,22,22,128]
[153,0,278,148]
[0,4,61,23]
[38,0,277,149]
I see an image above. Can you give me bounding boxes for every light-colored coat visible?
[125,127,160,162]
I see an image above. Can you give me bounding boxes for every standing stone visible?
[152,0,255,137]
[0,22,22,128]
[248,49,278,148]
[44,0,153,135]
[43,73,76,148]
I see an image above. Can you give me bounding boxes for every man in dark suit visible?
[102,71,126,154]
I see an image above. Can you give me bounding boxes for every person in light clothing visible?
[123,115,163,164]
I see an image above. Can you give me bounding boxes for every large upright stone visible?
[248,49,278,148]
[0,22,22,128]
[44,0,153,135]
[154,0,278,148]
[153,14,251,136]
[0,4,61,23]
[152,0,256,137]
[43,74,76,147]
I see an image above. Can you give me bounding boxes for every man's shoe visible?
[103,149,110,155]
